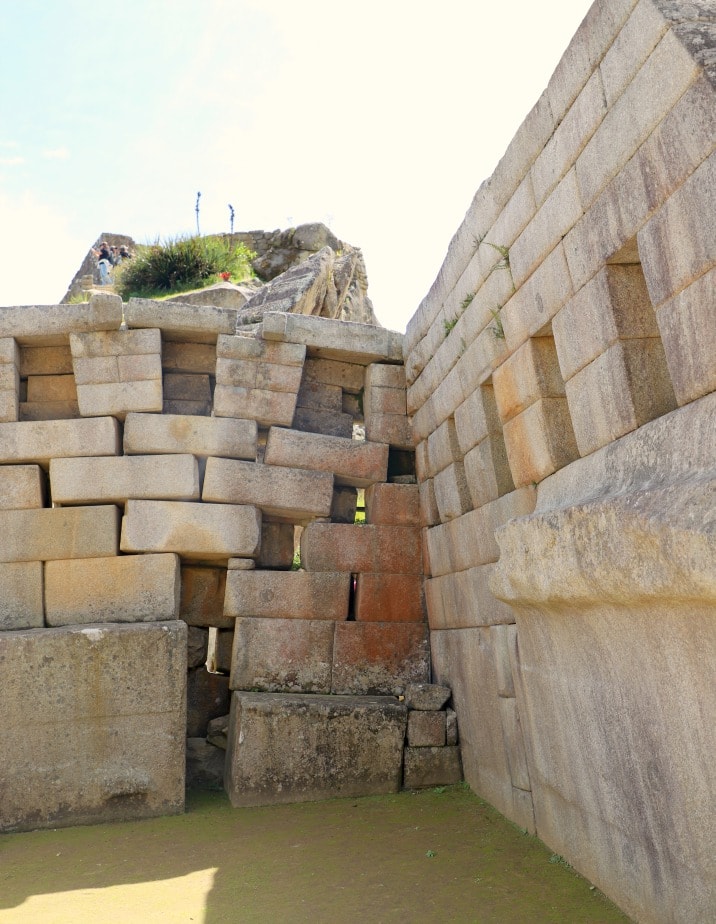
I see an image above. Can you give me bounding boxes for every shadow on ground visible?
[0,786,631,923]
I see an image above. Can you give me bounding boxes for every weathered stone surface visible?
[163,372,211,403]
[262,312,404,364]
[425,563,518,630]
[213,383,298,427]
[407,710,447,747]
[491,624,517,698]
[50,454,199,505]
[26,373,77,402]
[187,667,230,737]
[404,683,452,711]
[19,399,80,421]
[256,521,295,569]
[303,357,365,392]
[493,336,566,425]
[655,266,716,405]
[161,341,217,374]
[331,622,430,695]
[126,298,238,342]
[186,737,225,790]
[213,627,234,674]
[0,506,118,563]
[124,412,257,460]
[229,617,335,693]
[364,483,420,526]
[0,561,44,630]
[502,398,579,487]
[292,406,354,438]
[464,435,516,509]
[565,339,677,456]
[224,570,350,621]
[433,462,473,522]
[179,566,232,628]
[0,417,119,466]
[354,572,425,623]
[202,457,333,520]
[446,708,459,746]
[224,691,407,806]
[120,500,261,560]
[296,378,343,412]
[238,247,334,322]
[264,427,388,488]
[553,264,659,382]
[403,747,462,789]
[19,344,73,377]
[0,464,45,509]
[206,713,229,750]
[0,293,123,346]
[498,696,531,792]
[75,379,164,419]
[454,384,503,456]
[0,621,186,832]
[301,523,423,574]
[330,486,358,523]
[44,553,179,626]
[431,628,517,824]
[187,626,209,669]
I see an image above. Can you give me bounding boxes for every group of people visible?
[91,241,132,286]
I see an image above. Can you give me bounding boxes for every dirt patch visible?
[0,786,631,923]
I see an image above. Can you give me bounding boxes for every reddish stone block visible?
[354,573,425,623]
[364,483,420,526]
[331,622,430,695]
[229,617,335,694]
[301,523,423,574]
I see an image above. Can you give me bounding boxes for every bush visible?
[116,235,255,300]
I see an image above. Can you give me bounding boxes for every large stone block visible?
[493,337,566,424]
[125,298,238,342]
[264,426,389,488]
[425,488,536,578]
[0,464,45,509]
[331,622,430,695]
[454,383,503,456]
[0,621,186,832]
[638,150,716,308]
[162,341,217,374]
[301,523,423,574]
[304,357,365,392]
[0,293,123,346]
[425,563,517,630]
[229,617,335,693]
[565,340,677,456]
[463,435,516,509]
[656,266,716,406]
[180,565,232,628]
[256,521,295,569]
[224,570,350,620]
[202,456,333,521]
[44,553,180,626]
[354,572,425,623]
[261,312,404,364]
[364,483,420,526]
[75,379,164,420]
[50,454,200,505]
[0,417,120,466]
[502,398,579,487]
[430,627,516,824]
[224,692,407,806]
[213,384,298,428]
[407,710,447,747]
[364,413,414,450]
[26,373,77,403]
[553,263,659,381]
[0,505,119,563]
[19,344,73,376]
[403,746,462,789]
[120,500,261,560]
[123,412,257,460]
[433,461,472,522]
[0,561,44,630]
[292,406,354,438]
[215,357,304,394]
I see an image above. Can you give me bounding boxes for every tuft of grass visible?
[443,317,458,337]
[489,307,506,340]
[116,235,256,301]
[460,292,475,311]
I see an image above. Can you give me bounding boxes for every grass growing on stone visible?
[0,786,632,923]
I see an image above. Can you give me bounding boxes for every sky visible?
[0,0,594,333]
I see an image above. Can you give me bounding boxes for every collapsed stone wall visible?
[404,3,715,923]
[0,292,461,832]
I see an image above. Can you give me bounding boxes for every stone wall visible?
[0,292,462,831]
[403,2,715,923]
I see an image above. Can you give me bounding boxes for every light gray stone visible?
[404,683,452,711]
[0,621,186,832]
[261,312,404,364]
[0,417,120,466]
[123,412,257,460]
[50,454,200,505]
[0,561,44,630]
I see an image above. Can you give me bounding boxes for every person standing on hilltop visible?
[91,241,113,285]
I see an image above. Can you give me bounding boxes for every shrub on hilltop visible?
[116,235,255,300]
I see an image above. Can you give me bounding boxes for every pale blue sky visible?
[0,0,594,331]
